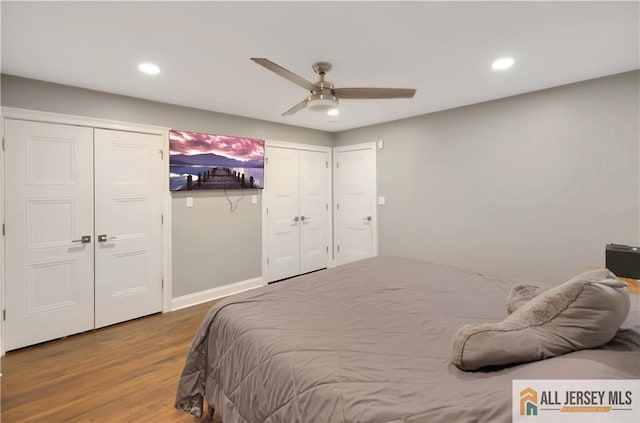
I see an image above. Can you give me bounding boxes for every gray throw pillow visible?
[506,284,546,314]
[452,269,630,371]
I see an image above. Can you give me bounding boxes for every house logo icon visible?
[520,387,538,416]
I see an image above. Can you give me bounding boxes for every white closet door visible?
[4,119,95,351]
[94,129,163,328]
[265,147,300,282]
[335,146,376,265]
[299,150,329,274]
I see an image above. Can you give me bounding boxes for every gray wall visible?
[335,71,639,285]
[1,74,333,297]
[3,71,638,293]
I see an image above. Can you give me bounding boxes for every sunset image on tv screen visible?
[169,130,265,191]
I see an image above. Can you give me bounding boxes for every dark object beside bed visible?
[607,243,640,279]
[176,256,640,422]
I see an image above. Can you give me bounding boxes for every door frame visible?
[333,142,378,263]
[0,107,173,356]
[261,139,333,282]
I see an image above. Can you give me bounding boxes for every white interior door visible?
[4,119,95,351]
[265,147,301,282]
[299,150,329,274]
[94,129,163,328]
[335,144,376,265]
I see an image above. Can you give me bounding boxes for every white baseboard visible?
[170,277,264,311]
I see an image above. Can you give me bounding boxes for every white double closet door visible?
[265,146,330,282]
[4,119,163,351]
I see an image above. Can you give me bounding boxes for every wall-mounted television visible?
[169,130,265,191]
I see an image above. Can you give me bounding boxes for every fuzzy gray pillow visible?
[506,284,546,314]
[452,269,630,371]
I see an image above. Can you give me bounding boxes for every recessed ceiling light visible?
[491,57,514,71]
[327,108,339,116]
[138,63,160,75]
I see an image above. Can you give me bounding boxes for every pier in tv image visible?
[169,130,265,191]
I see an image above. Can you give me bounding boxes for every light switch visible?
[251,195,258,205]
[377,140,384,149]
[186,197,193,207]
[378,196,386,205]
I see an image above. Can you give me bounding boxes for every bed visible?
[175,256,640,422]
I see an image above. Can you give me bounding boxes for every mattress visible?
[176,256,640,422]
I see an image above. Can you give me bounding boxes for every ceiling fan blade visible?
[334,87,416,99]
[251,58,317,91]
[282,99,308,117]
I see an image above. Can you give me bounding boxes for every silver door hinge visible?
[337,245,340,252]
[337,203,340,210]
[266,208,269,215]
[161,278,164,288]
[326,246,328,253]
[326,204,328,211]
[3,309,5,321]
[2,137,4,150]
[2,224,4,236]
[161,214,164,224]
[265,157,269,165]
[159,149,164,159]
[266,258,270,265]
[336,162,339,168]
[326,161,328,168]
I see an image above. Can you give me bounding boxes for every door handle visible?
[362,216,372,221]
[98,234,117,242]
[71,235,91,244]
[293,216,300,222]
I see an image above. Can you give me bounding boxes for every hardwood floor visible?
[1,301,222,422]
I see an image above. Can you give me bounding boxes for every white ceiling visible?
[2,1,638,132]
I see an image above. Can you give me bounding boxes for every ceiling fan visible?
[251,58,417,117]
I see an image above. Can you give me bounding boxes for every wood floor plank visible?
[1,301,222,422]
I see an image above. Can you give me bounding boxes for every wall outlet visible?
[186,197,193,208]
[251,195,257,205]
[377,196,386,205]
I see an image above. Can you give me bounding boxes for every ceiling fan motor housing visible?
[308,89,338,111]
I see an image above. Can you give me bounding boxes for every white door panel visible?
[299,150,328,274]
[265,146,329,282]
[94,129,163,328]
[335,146,376,266]
[265,147,300,282]
[4,120,95,350]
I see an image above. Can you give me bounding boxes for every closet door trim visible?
[1,107,167,136]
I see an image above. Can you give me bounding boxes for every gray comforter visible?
[176,256,640,422]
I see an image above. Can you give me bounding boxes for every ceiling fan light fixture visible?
[307,92,338,112]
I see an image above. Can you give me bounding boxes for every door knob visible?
[362,216,372,221]
[71,235,91,243]
[98,234,117,242]
[293,216,300,222]
[300,216,310,221]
